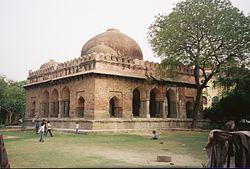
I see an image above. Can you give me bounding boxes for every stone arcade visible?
[24,29,204,130]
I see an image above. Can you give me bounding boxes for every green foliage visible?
[148,0,250,68]
[204,90,250,122]
[201,121,225,130]
[3,81,25,114]
[0,76,8,106]
[204,68,250,123]
[0,75,25,123]
[215,65,250,93]
[0,124,6,128]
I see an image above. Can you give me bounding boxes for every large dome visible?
[81,29,143,60]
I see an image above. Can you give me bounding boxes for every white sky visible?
[0,0,249,81]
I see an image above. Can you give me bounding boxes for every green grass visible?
[1,130,209,168]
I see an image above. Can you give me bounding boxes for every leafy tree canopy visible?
[149,0,249,71]
[148,0,250,128]
[204,66,250,123]
[0,75,25,123]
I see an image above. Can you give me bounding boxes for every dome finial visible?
[106,28,119,32]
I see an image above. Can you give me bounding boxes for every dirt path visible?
[91,147,204,167]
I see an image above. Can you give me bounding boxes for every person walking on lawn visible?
[38,123,45,143]
[46,121,53,137]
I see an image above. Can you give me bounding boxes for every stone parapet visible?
[26,52,194,86]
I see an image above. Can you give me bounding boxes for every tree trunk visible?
[191,87,203,129]
[9,112,13,124]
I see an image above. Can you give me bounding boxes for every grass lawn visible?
[1,130,209,168]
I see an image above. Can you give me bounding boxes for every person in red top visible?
[0,135,10,168]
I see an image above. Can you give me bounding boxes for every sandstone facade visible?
[24,29,203,130]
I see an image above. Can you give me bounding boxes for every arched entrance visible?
[77,97,85,118]
[62,87,70,117]
[42,90,49,117]
[51,89,59,117]
[132,88,140,117]
[186,101,193,118]
[150,88,161,118]
[109,96,121,118]
[166,89,177,118]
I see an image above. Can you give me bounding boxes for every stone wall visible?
[25,75,95,120]
[93,74,197,120]
[25,118,208,130]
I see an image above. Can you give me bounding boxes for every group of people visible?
[35,119,159,143]
[35,119,53,143]
[35,120,80,143]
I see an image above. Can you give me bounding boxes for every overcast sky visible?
[0,0,249,81]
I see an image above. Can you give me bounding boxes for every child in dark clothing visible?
[152,130,158,140]
[35,121,39,134]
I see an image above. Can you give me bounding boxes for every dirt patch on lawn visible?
[91,147,204,167]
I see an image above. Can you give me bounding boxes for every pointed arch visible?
[62,86,70,117]
[150,88,161,118]
[166,89,177,118]
[51,89,59,117]
[77,96,85,118]
[132,88,141,117]
[109,96,121,118]
[42,90,49,117]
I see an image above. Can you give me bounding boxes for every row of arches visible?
[31,87,85,118]
[131,88,178,118]
[95,87,194,119]
[41,87,70,117]
[30,87,194,119]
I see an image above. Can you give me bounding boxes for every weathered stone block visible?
[157,155,171,162]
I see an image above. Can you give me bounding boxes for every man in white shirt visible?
[38,123,45,142]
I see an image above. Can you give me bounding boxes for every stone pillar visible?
[58,100,63,118]
[145,100,150,118]
[176,90,179,118]
[139,102,143,117]
[49,102,53,118]
[55,101,59,117]
[65,101,69,117]
[159,101,166,118]
[141,100,150,118]
[165,99,169,118]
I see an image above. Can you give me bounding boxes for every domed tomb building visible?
[24,29,204,130]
